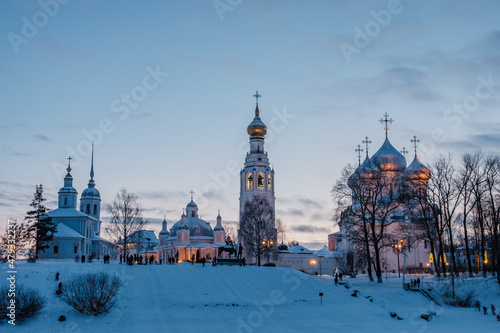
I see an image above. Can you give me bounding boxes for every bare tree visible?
[105,188,147,260]
[334,163,404,283]
[470,157,489,277]
[276,218,286,244]
[482,154,500,284]
[333,164,376,280]
[0,221,28,260]
[457,152,481,277]
[239,197,276,266]
[223,222,237,244]
[429,155,462,282]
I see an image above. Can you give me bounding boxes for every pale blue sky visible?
[1,0,499,249]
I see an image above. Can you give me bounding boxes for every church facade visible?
[156,195,226,263]
[339,114,432,274]
[39,148,116,260]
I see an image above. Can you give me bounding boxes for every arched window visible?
[247,174,253,189]
[86,204,90,214]
[93,205,97,215]
[64,198,68,206]
[257,173,264,189]
[268,174,272,190]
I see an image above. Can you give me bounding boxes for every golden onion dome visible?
[370,138,407,173]
[247,106,267,137]
[404,155,431,181]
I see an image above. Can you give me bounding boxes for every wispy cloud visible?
[289,224,331,234]
[33,134,54,142]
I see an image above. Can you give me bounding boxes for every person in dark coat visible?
[334,275,338,286]
[238,244,243,259]
[55,272,60,281]
[491,304,496,315]
[120,254,123,263]
[201,257,206,267]
[416,278,421,288]
[149,255,154,265]
[484,306,488,315]
[475,301,481,311]
[339,272,343,281]
[81,255,85,263]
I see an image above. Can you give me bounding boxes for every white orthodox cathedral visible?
[39,148,116,260]
[339,114,432,274]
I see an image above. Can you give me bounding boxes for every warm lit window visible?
[268,174,272,190]
[258,173,264,189]
[247,174,253,189]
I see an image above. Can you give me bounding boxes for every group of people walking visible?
[120,253,155,265]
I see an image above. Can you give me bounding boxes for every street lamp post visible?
[392,240,402,278]
[393,239,408,289]
[310,259,317,275]
[145,237,151,264]
[261,239,274,266]
[402,242,407,289]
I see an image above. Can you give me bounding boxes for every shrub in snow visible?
[441,280,477,307]
[60,272,121,315]
[0,286,45,323]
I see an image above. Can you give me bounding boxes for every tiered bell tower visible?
[58,157,78,209]
[238,92,276,260]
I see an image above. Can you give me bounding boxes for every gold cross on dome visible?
[355,145,364,166]
[379,113,394,137]
[253,91,261,106]
[362,136,372,156]
[411,135,420,156]
[400,147,409,159]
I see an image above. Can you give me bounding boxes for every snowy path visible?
[2,261,500,332]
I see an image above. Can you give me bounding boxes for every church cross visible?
[362,136,372,156]
[379,113,394,137]
[411,135,420,156]
[189,190,195,201]
[67,156,73,166]
[400,147,409,159]
[355,145,364,166]
[253,91,261,106]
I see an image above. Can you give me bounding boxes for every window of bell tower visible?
[257,173,264,189]
[268,174,272,190]
[247,174,253,189]
[93,205,97,215]
[86,204,90,214]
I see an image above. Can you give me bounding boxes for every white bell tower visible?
[238,91,276,260]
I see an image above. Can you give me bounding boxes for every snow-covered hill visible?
[2,261,499,332]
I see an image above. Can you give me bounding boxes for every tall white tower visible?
[80,143,101,221]
[238,92,276,259]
